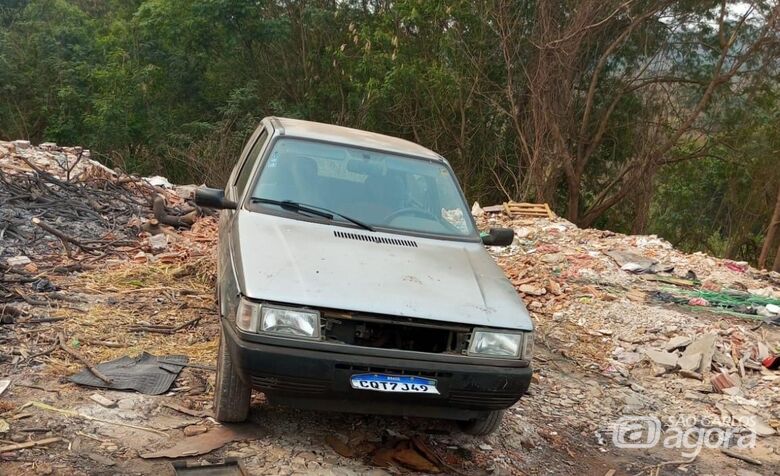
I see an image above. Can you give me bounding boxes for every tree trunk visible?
[774,241,780,272]
[758,185,780,270]
[566,179,580,223]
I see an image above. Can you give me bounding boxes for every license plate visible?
[350,373,439,394]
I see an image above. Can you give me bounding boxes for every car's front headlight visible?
[236,299,321,340]
[468,329,533,360]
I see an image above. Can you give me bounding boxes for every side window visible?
[234,130,268,196]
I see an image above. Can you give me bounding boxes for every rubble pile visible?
[475,205,780,466]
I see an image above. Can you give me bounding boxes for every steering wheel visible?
[383,207,439,223]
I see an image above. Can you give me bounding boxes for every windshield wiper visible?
[250,197,375,232]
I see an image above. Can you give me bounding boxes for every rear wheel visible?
[458,410,505,436]
[213,327,251,422]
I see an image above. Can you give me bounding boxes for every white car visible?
[196,117,533,435]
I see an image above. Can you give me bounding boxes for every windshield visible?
[250,138,476,238]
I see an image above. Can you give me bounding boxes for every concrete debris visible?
[665,336,692,351]
[644,349,678,369]
[680,333,716,376]
[678,352,702,372]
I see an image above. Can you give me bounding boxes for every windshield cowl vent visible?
[334,230,418,248]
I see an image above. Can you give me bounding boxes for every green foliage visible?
[0,0,777,264]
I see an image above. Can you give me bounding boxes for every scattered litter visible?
[325,435,355,458]
[0,379,9,396]
[140,425,256,459]
[688,297,709,306]
[89,393,117,408]
[762,355,780,370]
[721,448,762,466]
[161,403,213,419]
[604,250,671,274]
[21,401,167,436]
[70,353,188,395]
[171,458,249,475]
[711,372,740,394]
[183,425,209,437]
[0,436,61,453]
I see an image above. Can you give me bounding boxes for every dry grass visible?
[43,259,219,376]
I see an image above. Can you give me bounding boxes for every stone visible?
[679,370,703,380]
[116,399,134,410]
[6,256,31,267]
[148,234,168,254]
[514,227,535,239]
[665,336,691,351]
[644,349,678,369]
[518,284,546,296]
[680,333,716,375]
[541,253,565,264]
[713,351,735,370]
[546,280,563,295]
[678,352,702,372]
[39,142,57,150]
[615,351,643,365]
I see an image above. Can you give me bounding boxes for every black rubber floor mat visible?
[69,352,188,395]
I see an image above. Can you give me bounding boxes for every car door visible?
[219,125,271,318]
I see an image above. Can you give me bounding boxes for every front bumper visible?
[222,320,532,420]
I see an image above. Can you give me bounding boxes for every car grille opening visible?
[322,312,471,354]
[334,230,418,247]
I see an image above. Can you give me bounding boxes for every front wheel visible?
[458,410,505,436]
[213,327,251,422]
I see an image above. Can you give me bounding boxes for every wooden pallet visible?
[502,201,553,219]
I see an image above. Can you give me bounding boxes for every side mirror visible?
[194,187,237,210]
[481,228,514,247]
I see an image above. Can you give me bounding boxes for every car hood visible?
[233,212,532,330]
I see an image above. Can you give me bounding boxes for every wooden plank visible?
[502,201,554,219]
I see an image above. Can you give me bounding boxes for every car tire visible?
[458,410,505,436]
[213,327,251,422]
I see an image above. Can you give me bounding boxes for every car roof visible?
[267,117,444,162]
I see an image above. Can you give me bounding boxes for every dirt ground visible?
[1,261,778,475]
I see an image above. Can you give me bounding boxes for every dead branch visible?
[128,315,203,334]
[31,218,100,255]
[57,332,112,384]
[153,195,197,228]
